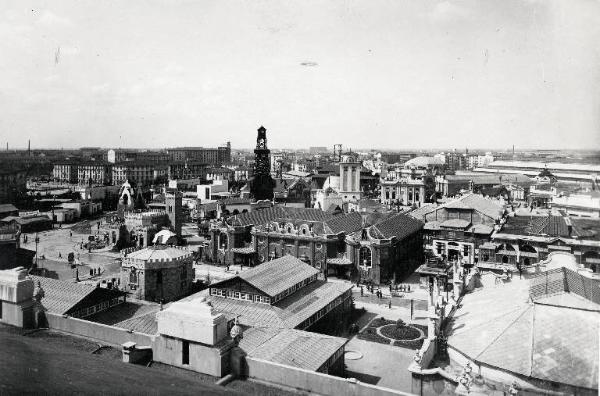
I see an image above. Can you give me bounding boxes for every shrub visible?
[357,332,390,345]
[396,319,405,328]
[380,324,420,341]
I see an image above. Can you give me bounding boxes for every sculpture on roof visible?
[229,316,243,344]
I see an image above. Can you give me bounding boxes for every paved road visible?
[0,327,237,395]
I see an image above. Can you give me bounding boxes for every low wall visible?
[46,313,155,347]
[246,357,412,396]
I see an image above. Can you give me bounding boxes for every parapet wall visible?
[245,357,412,396]
[46,312,155,347]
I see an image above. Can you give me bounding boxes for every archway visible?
[359,247,372,268]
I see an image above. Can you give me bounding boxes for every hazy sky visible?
[1,0,599,150]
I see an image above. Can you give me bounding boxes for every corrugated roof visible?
[238,255,319,297]
[241,328,347,371]
[190,280,352,329]
[31,275,97,314]
[116,311,159,335]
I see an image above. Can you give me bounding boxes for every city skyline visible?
[1,0,599,150]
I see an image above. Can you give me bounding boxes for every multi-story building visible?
[52,163,79,184]
[77,163,112,186]
[207,207,424,284]
[113,163,165,187]
[410,194,506,268]
[0,167,27,203]
[168,143,231,166]
[167,161,207,180]
[482,214,600,272]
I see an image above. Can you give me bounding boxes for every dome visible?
[404,156,444,169]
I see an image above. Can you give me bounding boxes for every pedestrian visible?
[388,301,392,309]
[407,284,410,292]
[360,286,364,296]
[389,284,392,293]
[70,231,72,238]
[58,252,62,258]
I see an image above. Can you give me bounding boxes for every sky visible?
[1,0,599,151]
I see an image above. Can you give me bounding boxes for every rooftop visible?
[369,212,424,240]
[125,246,193,262]
[447,269,599,390]
[236,255,319,297]
[30,276,123,315]
[240,327,347,371]
[189,280,352,329]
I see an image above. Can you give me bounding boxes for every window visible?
[129,268,138,285]
[463,245,470,257]
[359,247,372,268]
[483,253,489,262]
[182,340,189,365]
[234,292,240,299]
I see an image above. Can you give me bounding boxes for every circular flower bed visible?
[380,324,421,341]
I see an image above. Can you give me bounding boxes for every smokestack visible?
[28,139,31,156]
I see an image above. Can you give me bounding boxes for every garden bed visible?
[356,327,390,345]
[380,324,420,341]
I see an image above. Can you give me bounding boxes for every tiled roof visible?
[241,327,347,371]
[221,197,252,205]
[501,215,570,237]
[191,280,352,329]
[324,211,363,234]
[444,194,504,220]
[31,276,98,315]
[369,213,423,240]
[116,311,159,335]
[238,255,319,297]
[448,270,599,390]
[229,206,334,227]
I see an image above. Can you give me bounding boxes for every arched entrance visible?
[447,242,460,262]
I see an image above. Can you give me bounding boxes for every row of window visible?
[272,275,317,303]
[210,288,271,304]
[70,296,125,318]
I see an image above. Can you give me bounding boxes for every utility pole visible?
[35,233,40,269]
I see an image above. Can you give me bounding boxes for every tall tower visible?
[250,126,275,201]
[339,155,362,203]
[165,189,183,238]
